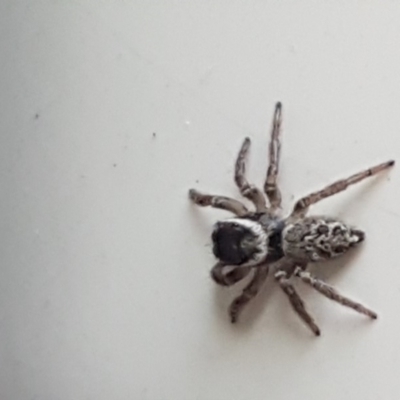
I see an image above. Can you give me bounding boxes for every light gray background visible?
[1,2,400,400]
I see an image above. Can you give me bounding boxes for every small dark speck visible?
[196,180,199,183]
[152,132,156,138]
[34,113,39,119]
[113,163,117,167]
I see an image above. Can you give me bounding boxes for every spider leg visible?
[275,270,321,336]
[294,267,377,319]
[235,137,267,212]
[229,265,269,323]
[291,160,395,217]
[211,262,251,286]
[189,189,248,216]
[264,102,283,211]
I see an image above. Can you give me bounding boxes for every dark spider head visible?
[211,218,269,266]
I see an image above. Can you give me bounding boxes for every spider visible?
[189,102,394,336]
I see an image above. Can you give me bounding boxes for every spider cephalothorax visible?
[211,218,269,266]
[189,102,394,336]
[211,213,286,267]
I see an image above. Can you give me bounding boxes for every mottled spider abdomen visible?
[282,217,365,262]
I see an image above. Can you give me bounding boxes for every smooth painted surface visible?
[0,2,400,399]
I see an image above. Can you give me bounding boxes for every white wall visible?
[0,2,399,399]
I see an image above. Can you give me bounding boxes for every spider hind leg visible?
[294,267,377,319]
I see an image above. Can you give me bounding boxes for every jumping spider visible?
[189,102,394,336]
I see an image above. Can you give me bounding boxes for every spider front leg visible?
[264,102,283,211]
[294,267,377,319]
[211,262,251,286]
[275,269,321,336]
[229,265,269,323]
[291,160,395,217]
[235,137,267,212]
[189,189,249,216]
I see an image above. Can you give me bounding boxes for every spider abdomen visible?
[282,217,365,262]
